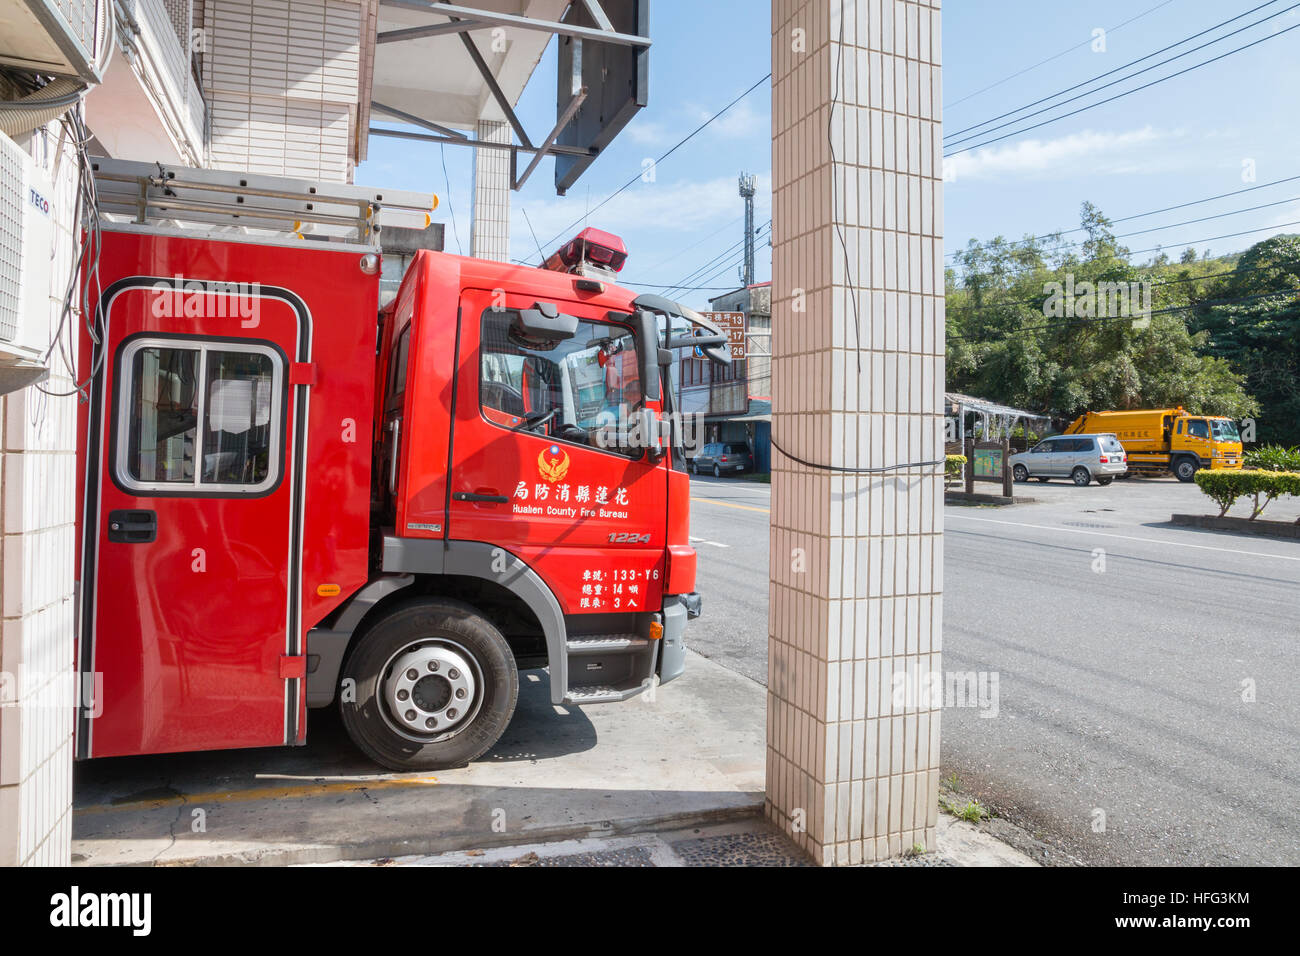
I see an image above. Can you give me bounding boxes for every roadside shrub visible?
[1195,469,1300,520]
[945,455,967,485]
[1243,445,1300,472]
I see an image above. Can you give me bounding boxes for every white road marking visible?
[690,536,731,549]
[947,513,1300,563]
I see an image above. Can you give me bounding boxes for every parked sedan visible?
[1010,434,1128,486]
[692,442,754,477]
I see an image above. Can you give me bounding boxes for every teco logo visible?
[28,187,50,216]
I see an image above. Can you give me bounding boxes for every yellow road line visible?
[691,496,771,515]
[76,775,440,814]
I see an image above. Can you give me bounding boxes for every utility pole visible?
[739,172,756,288]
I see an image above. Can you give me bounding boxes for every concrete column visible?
[471,119,512,262]
[767,0,944,865]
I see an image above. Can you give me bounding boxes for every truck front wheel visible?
[340,599,519,771]
[1174,457,1200,483]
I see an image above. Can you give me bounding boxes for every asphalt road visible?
[687,473,1300,866]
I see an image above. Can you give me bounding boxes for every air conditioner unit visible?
[0,0,106,83]
[0,129,56,367]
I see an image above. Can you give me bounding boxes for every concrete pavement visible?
[75,470,1284,867]
[73,634,1038,867]
[311,813,1038,867]
[72,650,765,866]
[688,472,1300,866]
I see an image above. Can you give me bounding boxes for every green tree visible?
[946,204,1259,426]
[1189,235,1300,445]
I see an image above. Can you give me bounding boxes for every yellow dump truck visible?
[1065,408,1243,482]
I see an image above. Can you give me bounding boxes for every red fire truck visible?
[75,161,729,770]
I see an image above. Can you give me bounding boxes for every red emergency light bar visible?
[544,227,628,277]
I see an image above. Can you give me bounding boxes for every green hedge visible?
[1243,445,1300,472]
[1195,469,1300,520]
[945,455,967,481]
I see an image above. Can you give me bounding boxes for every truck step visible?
[564,683,647,705]
[565,635,649,655]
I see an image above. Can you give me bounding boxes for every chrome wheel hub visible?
[381,642,480,739]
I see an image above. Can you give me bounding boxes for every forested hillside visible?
[946,203,1300,444]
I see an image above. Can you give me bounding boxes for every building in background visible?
[678,281,772,473]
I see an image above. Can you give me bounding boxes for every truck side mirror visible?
[512,302,578,342]
[666,333,732,367]
[634,310,662,405]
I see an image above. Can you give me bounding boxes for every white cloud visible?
[684,98,765,140]
[622,98,766,149]
[948,126,1183,182]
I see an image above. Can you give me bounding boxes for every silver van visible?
[1010,434,1128,486]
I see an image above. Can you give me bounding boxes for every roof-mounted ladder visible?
[90,158,439,249]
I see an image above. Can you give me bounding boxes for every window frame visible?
[386,322,412,413]
[476,307,646,461]
[113,334,289,498]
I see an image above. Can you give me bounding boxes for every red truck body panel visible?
[76,234,698,761]
[77,232,377,757]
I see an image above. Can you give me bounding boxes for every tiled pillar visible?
[767,0,944,865]
[471,119,512,262]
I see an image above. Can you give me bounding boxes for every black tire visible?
[1174,457,1199,483]
[1072,466,1092,487]
[713,464,721,478]
[1096,476,1114,486]
[340,599,518,771]
[1013,464,1029,483]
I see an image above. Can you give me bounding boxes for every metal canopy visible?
[379,0,649,46]
[946,392,1051,444]
[369,0,649,193]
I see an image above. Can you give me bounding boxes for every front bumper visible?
[1209,457,1242,470]
[659,593,702,686]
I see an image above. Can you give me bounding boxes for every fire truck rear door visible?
[80,279,307,758]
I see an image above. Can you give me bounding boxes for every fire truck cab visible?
[76,162,727,771]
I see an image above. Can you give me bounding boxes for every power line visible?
[659,235,750,294]
[635,214,745,275]
[679,245,761,295]
[951,258,1300,318]
[668,222,769,295]
[439,143,462,256]
[945,0,1177,111]
[952,197,1300,286]
[947,173,1300,259]
[537,73,772,252]
[988,194,1300,263]
[948,288,1300,344]
[954,215,1300,288]
[945,1,1294,146]
[945,21,1300,158]
[656,220,771,296]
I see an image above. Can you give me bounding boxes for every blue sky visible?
[359,0,1300,307]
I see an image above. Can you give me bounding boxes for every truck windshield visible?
[1211,420,1241,442]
